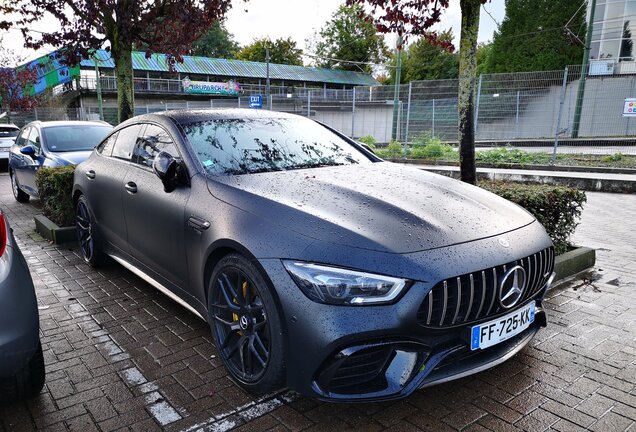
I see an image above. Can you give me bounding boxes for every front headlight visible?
[282,261,410,305]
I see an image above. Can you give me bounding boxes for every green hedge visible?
[480,181,586,255]
[35,165,76,227]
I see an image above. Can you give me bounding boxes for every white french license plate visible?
[470,301,535,350]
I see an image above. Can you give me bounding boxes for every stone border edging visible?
[553,246,596,283]
[34,214,77,244]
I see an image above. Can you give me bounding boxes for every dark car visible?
[0,210,45,403]
[9,120,112,202]
[72,109,555,402]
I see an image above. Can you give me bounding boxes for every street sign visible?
[623,98,636,116]
[249,95,263,109]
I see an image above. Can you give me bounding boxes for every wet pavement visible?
[0,174,634,431]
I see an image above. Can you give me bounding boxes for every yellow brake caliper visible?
[233,281,251,334]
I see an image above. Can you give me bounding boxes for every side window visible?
[28,128,41,152]
[112,124,144,161]
[132,124,180,168]
[97,131,118,157]
[16,127,31,147]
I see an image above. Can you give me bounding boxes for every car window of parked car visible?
[15,127,31,147]
[111,124,144,161]
[181,117,371,175]
[132,124,181,168]
[42,125,112,152]
[97,131,118,157]
[27,128,42,153]
[0,127,19,138]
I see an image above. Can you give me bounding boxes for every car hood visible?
[207,162,535,254]
[47,150,93,165]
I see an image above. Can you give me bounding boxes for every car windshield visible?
[0,127,19,138]
[42,125,112,152]
[181,117,371,175]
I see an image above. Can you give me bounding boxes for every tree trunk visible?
[113,45,134,123]
[458,0,481,185]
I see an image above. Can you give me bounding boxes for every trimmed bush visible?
[375,140,405,159]
[480,181,586,255]
[35,165,76,227]
[411,133,456,159]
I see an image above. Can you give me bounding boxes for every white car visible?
[0,124,20,164]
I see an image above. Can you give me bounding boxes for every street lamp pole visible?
[94,54,104,121]
[572,0,597,138]
[266,48,271,110]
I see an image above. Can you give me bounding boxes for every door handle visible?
[188,216,210,231]
[86,170,96,179]
[124,182,138,194]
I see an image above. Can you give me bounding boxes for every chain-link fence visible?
[4,65,636,159]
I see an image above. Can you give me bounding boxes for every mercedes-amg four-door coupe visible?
[73,109,555,402]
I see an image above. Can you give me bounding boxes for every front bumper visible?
[258,224,553,402]
[0,225,40,378]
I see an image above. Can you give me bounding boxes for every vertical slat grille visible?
[417,247,554,328]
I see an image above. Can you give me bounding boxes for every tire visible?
[207,254,285,395]
[75,195,106,267]
[10,170,30,203]
[0,341,46,404]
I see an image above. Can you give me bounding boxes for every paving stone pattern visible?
[0,176,634,431]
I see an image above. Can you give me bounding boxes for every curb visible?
[34,214,77,244]
[553,246,596,283]
[411,166,636,193]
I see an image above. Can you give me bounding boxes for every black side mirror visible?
[153,151,178,192]
[20,145,36,156]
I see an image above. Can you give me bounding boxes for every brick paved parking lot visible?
[0,174,635,431]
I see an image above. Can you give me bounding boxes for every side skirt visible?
[109,254,207,322]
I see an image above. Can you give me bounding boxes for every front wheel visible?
[75,195,106,267]
[10,170,30,203]
[207,254,285,395]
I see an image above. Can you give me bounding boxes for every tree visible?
[388,29,459,83]
[191,20,240,59]
[486,0,585,73]
[0,45,39,122]
[347,0,487,184]
[1,1,233,123]
[235,37,303,66]
[308,4,388,74]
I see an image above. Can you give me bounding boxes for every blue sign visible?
[249,95,263,109]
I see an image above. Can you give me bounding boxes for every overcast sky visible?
[1,0,505,67]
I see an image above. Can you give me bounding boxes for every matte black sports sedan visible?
[73,109,555,402]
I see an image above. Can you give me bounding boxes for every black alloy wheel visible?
[75,195,105,266]
[208,254,284,393]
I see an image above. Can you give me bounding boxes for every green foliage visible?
[480,181,586,255]
[191,21,240,59]
[308,4,389,74]
[475,42,493,76]
[358,135,377,148]
[410,133,456,159]
[388,30,458,84]
[602,152,623,162]
[485,0,586,73]
[236,37,303,66]
[475,148,553,165]
[375,140,405,158]
[35,165,76,227]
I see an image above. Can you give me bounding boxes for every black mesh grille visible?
[417,247,554,328]
[328,346,393,392]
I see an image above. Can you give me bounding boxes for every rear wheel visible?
[207,254,285,395]
[10,170,29,203]
[0,341,45,404]
[76,195,106,267]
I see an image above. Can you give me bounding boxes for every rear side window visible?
[0,127,19,138]
[97,132,118,157]
[112,124,144,161]
[132,124,180,168]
